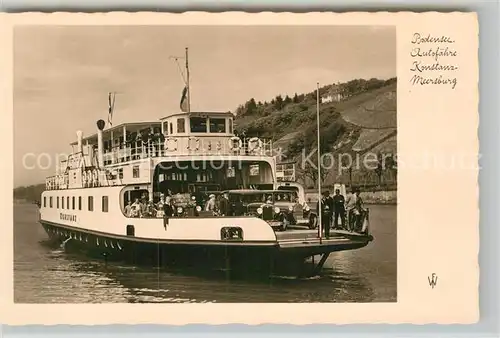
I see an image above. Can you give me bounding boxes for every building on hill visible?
[321,82,345,103]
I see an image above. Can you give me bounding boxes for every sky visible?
[13,25,395,187]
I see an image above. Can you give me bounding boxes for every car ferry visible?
[38,49,372,277]
[39,111,374,276]
[39,111,373,276]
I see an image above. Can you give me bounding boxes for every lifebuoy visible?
[187,137,200,151]
[164,137,178,151]
[248,137,263,152]
[229,136,243,151]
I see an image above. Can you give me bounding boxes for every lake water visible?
[14,203,396,303]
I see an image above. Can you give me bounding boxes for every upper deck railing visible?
[102,135,274,165]
[45,136,275,190]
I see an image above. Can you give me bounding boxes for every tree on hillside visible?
[274,95,284,110]
[246,98,257,115]
[384,77,397,85]
[234,104,245,116]
[296,150,332,188]
[284,95,292,105]
[293,93,299,103]
[374,153,384,186]
[384,153,398,184]
[365,78,386,91]
[339,154,354,188]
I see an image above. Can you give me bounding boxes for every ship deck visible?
[275,228,373,255]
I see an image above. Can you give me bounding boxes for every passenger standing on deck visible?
[233,196,244,216]
[345,187,357,231]
[333,189,346,229]
[146,200,157,217]
[124,200,132,217]
[131,198,142,218]
[140,194,148,217]
[156,194,165,218]
[316,191,332,239]
[218,193,230,216]
[205,194,216,212]
[353,189,365,232]
[164,196,174,217]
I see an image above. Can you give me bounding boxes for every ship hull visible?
[40,220,372,277]
[41,220,294,276]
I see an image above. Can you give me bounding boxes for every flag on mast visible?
[108,92,116,126]
[180,86,188,112]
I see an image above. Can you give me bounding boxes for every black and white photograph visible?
[12,24,398,304]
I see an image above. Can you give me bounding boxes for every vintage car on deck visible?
[275,182,306,205]
[272,190,318,230]
[165,193,214,217]
[225,189,318,231]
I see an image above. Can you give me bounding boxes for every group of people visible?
[124,191,237,218]
[203,193,235,216]
[124,193,175,218]
[316,187,365,239]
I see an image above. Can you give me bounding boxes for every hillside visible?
[14,79,397,197]
[233,77,397,189]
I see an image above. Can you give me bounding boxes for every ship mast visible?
[316,82,322,243]
[170,47,191,114]
[185,47,191,114]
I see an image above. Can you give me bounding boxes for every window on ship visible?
[190,117,207,133]
[122,189,149,218]
[102,196,108,212]
[209,118,226,133]
[177,118,185,133]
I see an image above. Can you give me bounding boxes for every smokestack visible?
[76,130,83,153]
[96,119,105,167]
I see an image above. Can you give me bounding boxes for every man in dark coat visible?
[333,189,346,230]
[218,193,230,216]
[316,191,333,239]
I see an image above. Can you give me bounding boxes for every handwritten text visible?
[409,33,458,89]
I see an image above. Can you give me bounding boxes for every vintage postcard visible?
[0,12,479,325]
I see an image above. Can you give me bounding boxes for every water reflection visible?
[38,247,375,303]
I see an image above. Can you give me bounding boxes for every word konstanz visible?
[60,213,77,222]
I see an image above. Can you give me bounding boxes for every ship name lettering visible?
[60,213,77,222]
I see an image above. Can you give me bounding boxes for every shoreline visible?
[305,189,398,205]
